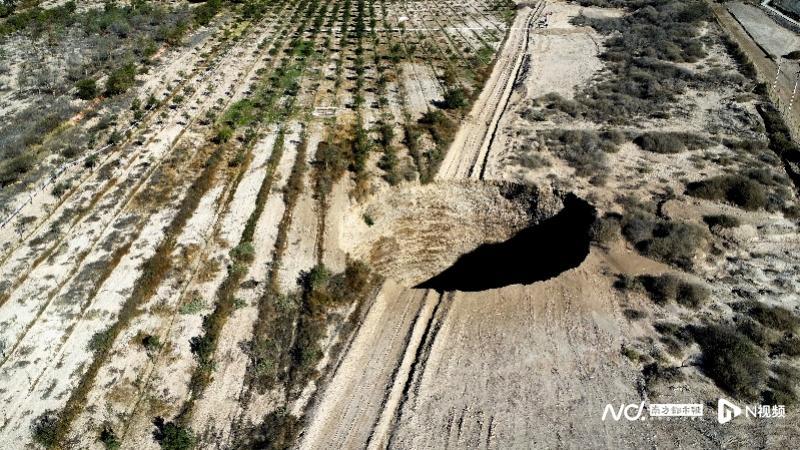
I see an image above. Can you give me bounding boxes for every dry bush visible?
[589,214,621,246]
[686,174,767,211]
[631,273,709,308]
[765,363,800,405]
[538,129,616,177]
[692,324,766,401]
[633,132,712,154]
[702,214,740,229]
[619,199,709,269]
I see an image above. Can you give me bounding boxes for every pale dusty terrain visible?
[301,1,800,448]
[2,0,799,448]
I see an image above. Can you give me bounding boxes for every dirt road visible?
[436,1,544,181]
[712,2,800,139]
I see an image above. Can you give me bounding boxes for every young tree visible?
[76,78,98,100]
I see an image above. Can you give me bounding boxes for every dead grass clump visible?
[623,309,646,321]
[642,362,685,390]
[0,153,37,187]
[626,273,709,308]
[635,221,708,270]
[654,321,692,356]
[619,198,709,269]
[772,335,800,358]
[744,302,800,333]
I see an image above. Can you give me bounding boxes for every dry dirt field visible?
[2,0,800,449]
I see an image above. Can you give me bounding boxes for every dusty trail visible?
[298,283,435,449]
[436,1,542,180]
[300,5,547,448]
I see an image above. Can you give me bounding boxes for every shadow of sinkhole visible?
[415,194,596,292]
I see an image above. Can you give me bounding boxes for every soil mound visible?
[341,181,582,288]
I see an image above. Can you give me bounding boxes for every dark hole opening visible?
[415,194,596,292]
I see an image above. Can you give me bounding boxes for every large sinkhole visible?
[416,194,595,291]
[342,181,595,291]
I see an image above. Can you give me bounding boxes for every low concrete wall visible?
[761,0,800,34]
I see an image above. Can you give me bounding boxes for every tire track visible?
[436,0,542,181]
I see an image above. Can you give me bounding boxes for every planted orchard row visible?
[158,0,332,442]
[23,2,299,447]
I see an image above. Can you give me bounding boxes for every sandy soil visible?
[340,180,555,286]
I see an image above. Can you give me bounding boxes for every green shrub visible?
[141,334,162,353]
[179,297,205,315]
[441,87,467,109]
[692,324,766,400]
[105,63,137,96]
[230,242,255,263]
[31,411,60,448]
[193,0,221,26]
[152,417,195,450]
[75,78,98,100]
[99,423,121,450]
[0,0,16,18]
[88,328,113,353]
[52,182,70,197]
[214,125,234,144]
[85,154,99,169]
